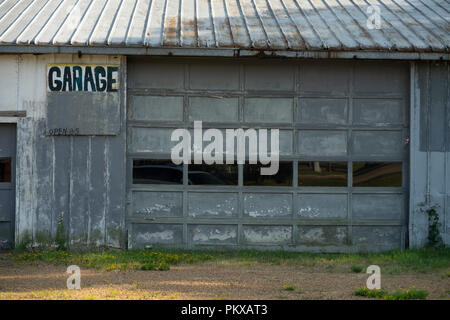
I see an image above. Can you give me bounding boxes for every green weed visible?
[351,265,364,273]
[283,285,296,291]
[355,287,428,300]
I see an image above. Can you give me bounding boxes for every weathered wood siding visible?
[410,61,450,247]
[0,54,126,248]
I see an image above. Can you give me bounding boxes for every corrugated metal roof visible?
[0,0,448,53]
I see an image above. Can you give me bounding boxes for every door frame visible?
[0,122,16,250]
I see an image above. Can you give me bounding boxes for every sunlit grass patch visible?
[11,249,214,271]
[354,287,428,300]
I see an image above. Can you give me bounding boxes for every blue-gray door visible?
[0,124,16,250]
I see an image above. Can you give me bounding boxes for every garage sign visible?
[47,64,119,92]
[46,64,121,136]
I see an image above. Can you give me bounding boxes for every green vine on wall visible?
[424,207,443,248]
[55,214,67,251]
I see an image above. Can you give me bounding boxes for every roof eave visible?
[0,45,448,61]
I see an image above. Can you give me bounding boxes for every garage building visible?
[0,0,448,252]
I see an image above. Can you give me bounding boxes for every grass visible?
[204,247,450,274]
[351,265,364,273]
[354,287,428,300]
[9,247,450,274]
[283,284,296,291]
[10,249,214,271]
[0,288,181,300]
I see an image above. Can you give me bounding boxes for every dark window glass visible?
[353,162,402,187]
[133,159,183,185]
[188,164,238,185]
[0,159,11,183]
[299,162,348,187]
[244,162,292,186]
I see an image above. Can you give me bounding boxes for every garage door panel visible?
[132,191,183,217]
[296,194,348,219]
[221,129,293,156]
[353,226,402,251]
[242,225,293,244]
[188,193,238,218]
[353,99,404,125]
[272,130,293,156]
[354,63,408,95]
[131,96,184,121]
[297,130,347,156]
[129,61,184,89]
[352,131,403,157]
[298,226,348,246]
[189,63,240,90]
[189,224,238,245]
[352,194,403,220]
[299,62,350,95]
[131,127,176,153]
[245,64,294,91]
[298,98,348,125]
[189,97,239,122]
[244,193,292,218]
[244,98,293,123]
[131,224,184,247]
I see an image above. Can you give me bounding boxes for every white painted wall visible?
[409,62,449,248]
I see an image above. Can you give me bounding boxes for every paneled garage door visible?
[126,57,409,252]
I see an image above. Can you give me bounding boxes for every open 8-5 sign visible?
[47,64,119,92]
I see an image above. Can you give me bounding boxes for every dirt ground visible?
[0,254,448,300]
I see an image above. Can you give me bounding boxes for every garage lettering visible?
[48,65,119,92]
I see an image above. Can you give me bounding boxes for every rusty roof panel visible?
[0,0,448,53]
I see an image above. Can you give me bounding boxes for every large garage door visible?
[0,124,16,250]
[127,58,409,252]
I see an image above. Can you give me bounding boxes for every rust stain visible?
[180,19,197,45]
[165,17,179,41]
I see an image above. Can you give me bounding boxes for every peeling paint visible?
[137,230,175,242]
[192,226,237,243]
[243,226,292,244]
